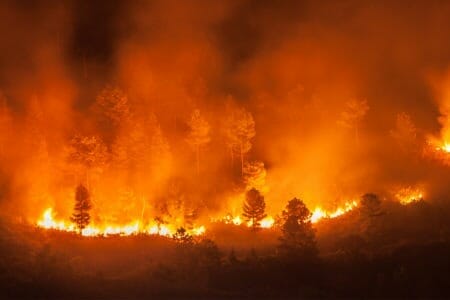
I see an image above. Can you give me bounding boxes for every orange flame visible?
[395,187,424,205]
[310,200,359,223]
[37,207,206,237]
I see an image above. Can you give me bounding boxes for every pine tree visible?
[390,112,417,151]
[70,184,92,234]
[359,193,384,245]
[278,198,317,258]
[186,109,210,174]
[338,99,369,145]
[242,188,267,230]
[67,135,108,189]
[173,227,194,244]
[224,107,256,176]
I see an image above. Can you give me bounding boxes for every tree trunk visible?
[140,195,146,226]
[240,143,244,178]
[230,146,234,166]
[85,170,90,191]
[196,145,200,175]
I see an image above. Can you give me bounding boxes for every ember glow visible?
[37,207,205,237]
[310,201,359,223]
[395,187,424,205]
[436,142,450,153]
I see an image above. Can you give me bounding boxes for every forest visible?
[1,0,450,298]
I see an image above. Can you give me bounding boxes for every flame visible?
[432,139,450,153]
[37,207,206,237]
[310,200,359,223]
[38,200,362,237]
[310,208,327,223]
[440,142,450,153]
[260,216,274,228]
[37,208,76,231]
[395,187,424,205]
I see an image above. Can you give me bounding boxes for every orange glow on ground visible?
[37,207,205,237]
[310,201,359,223]
[395,187,424,205]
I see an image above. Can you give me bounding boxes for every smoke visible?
[1,0,450,223]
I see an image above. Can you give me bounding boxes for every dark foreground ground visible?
[1,200,450,299]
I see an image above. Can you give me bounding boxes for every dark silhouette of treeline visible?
[1,196,450,299]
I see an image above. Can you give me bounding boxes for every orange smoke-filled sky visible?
[0,0,450,222]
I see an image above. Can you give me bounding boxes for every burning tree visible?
[186,109,210,174]
[173,227,194,244]
[242,188,267,230]
[224,107,256,176]
[278,198,317,258]
[70,184,92,234]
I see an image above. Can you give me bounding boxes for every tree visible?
[359,193,383,218]
[150,124,171,175]
[242,188,267,230]
[278,198,317,258]
[338,99,369,145]
[66,135,108,189]
[93,86,131,143]
[173,227,194,244]
[243,160,267,193]
[186,109,210,174]
[224,107,256,176]
[0,92,12,158]
[359,193,384,244]
[390,112,417,151]
[70,184,92,234]
[94,86,131,127]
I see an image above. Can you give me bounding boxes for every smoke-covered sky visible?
[1,0,450,222]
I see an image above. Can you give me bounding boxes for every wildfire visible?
[310,200,359,223]
[436,142,450,153]
[395,187,424,205]
[425,137,450,165]
[37,208,206,237]
[37,208,76,231]
[38,200,362,237]
[260,216,275,228]
[215,214,274,228]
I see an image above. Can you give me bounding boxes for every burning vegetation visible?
[1,0,450,298]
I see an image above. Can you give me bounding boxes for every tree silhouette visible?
[359,193,383,217]
[224,107,256,176]
[359,193,384,244]
[278,198,317,258]
[70,184,92,234]
[173,227,194,244]
[0,92,11,157]
[242,188,267,230]
[186,109,210,175]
